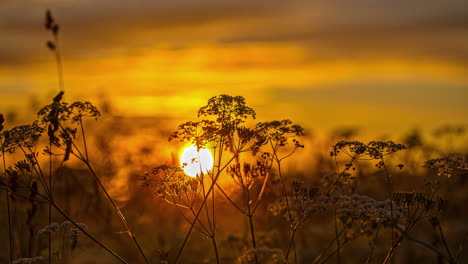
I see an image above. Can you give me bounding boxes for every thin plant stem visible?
[67,135,149,264]
[318,239,352,264]
[82,159,149,264]
[0,185,48,203]
[200,177,213,233]
[79,118,89,161]
[247,211,259,264]
[381,159,394,247]
[53,34,64,92]
[216,183,247,215]
[311,221,354,264]
[251,159,273,214]
[454,234,467,263]
[293,237,298,264]
[334,209,341,264]
[437,222,454,263]
[286,229,297,259]
[174,152,238,263]
[404,235,450,263]
[365,223,381,264]
[48,142,52,264]
[270,141,293,226]
[211,236,221,264]
[1,136,13,263]
[326,156,356,195]
[51,202,128,264]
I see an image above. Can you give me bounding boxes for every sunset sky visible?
[1,0,467,134]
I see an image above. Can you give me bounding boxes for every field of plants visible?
[1,8,467,264]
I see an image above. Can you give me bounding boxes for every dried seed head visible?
[0,113,4,132]
[45,9,54,30]
[53,91,64,103]
[46,41,56,51]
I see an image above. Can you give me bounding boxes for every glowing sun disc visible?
[180,145,214,177]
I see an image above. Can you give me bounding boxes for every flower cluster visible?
[142,165,200,204]
[37,221,88,236]
[331,140,406,160]
[292,181,318,211]
[198,95,256,126]
[255,120,304,148]
[1,121,45,154]
[37,99,100,126]
[269,182,320,225]
[227,160,270,188]
[239,247,286,264]
[272,194,407,237]
[393,192,447,212]
[332,194,406,232]
[45,9,59,51]
[366,141,407,159]
[11,256,43,264]
[38,221,88,249]
[423,156,468,178]
[170,95,256,152]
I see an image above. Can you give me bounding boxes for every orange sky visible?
[1,0,467,134]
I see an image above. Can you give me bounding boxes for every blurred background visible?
[0,0,467,263]
[1,0,467,133]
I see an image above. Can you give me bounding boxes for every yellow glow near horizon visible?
[180,145,214,177]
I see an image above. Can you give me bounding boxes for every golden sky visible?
[1,0,467,134]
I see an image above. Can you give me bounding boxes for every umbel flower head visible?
[423,156,468,178]
[37,93,101,126]
[1,121,45,154]
[170,95,256,150]
[142,165,200,202]
[331,140,406,159]
[255,119,304,150]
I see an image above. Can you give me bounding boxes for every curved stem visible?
[405,235,450,263]
[83,160,149,264]
[51,202,128,263]
[64,130,149,264]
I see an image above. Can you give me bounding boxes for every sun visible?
[180,145,214,177]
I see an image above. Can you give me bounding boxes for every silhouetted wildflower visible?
[171,95,256,151]
[143,165,200,203]
[423,156,468,178]
[330,140,367,158]
[256,120,304,148]
[227,160,270,188]
[1,121,45,154]
[11,256,43,264]
[366,141,407,160]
